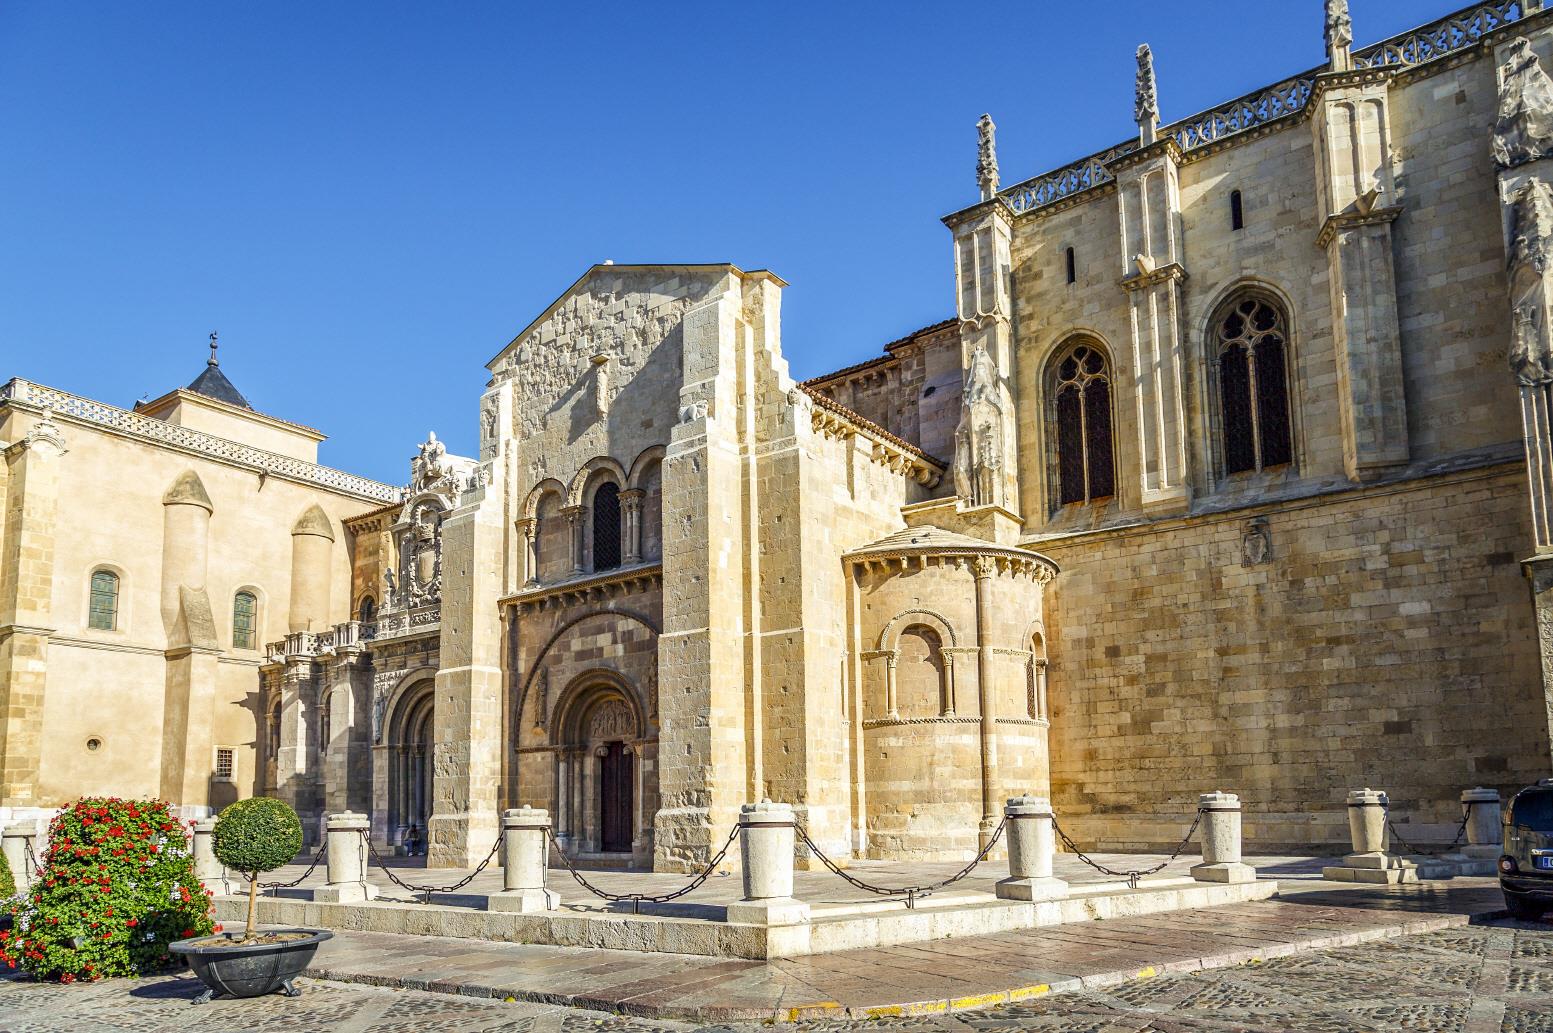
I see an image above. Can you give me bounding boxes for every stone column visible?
[725,801,809,926]
[562,505,585,574]
[1311,67,1410,481]
[1,819,39,894]
[0,408,64,808]
[1462,787,1504,860]
[619,489,645,565]
[882,652,899,719]
[973,558,1000,848]
[1112,138,1192,511]
[314,811,376,902]
[1495,37,1553,766]
[158,469,221,810]
[1189,791,1256,884]
[288,505,335,634]
[1322,788,1417,883]
[488,806,559,912]
[277,657,322,844]
[995,796,1067,902]
[517,518,539,586]
[191,817,232,894]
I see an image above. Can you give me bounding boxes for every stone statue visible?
[976,114,998,200]
[383,568,397,607]
[1324,0,1353,63]
[372,689,388,744]
[1134,45,1159,128]
[953,345,1005,508]
[413,432,451,492]
[1507,179,1553,386]
[1494,38,1553,170]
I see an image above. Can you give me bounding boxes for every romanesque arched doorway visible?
[387,680,434,853]
[552,677,644,858]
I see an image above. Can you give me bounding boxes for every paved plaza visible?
[4,911,1552,1032]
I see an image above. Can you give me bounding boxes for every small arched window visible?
[88,570,120,631]
[1051,342,1116,506]
[358,596,376,624]
[592,482,622,571]
[1216,296,1293,475]
[232,591,257,650]
[1065,246,1077,284]
[267,703,281,758]
[1230,189,1245,231]
[319,693,332,753]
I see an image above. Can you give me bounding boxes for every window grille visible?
[592,482,622,571]
[88,570,119,631]
[1051,344,1115,506]
[232,591,257,650]
[1217,297,1293,474]
[214,747,235,781]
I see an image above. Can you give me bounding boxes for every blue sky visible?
[2,1,1445,483]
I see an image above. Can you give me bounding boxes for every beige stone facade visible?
[5,1,1553,866]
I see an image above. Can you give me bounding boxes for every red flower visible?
[126,919,137,928]
[60,973,75,984]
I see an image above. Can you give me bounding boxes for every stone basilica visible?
[4,0,1553,871]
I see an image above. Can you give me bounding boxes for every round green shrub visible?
[212,798,302,876]
[0,843,14,899]
[0,797,214,981]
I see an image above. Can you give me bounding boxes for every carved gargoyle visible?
[1494,38,1553,170]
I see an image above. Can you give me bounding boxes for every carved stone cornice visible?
[1119,262,1188,293]
[940,194,1017,232]
[1306,66,1395,106]
[503,562,663,614]
[1107,135,1183,175]
[1315,205,1404,249]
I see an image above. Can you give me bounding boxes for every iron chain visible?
[794,817,1007,909]
[1050,809,1204,889]
[545,824,738,914]
[260,837,329,892]
[366,830,504,903]
[1384,799,1473,858]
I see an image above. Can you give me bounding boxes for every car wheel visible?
[1505,892,1544,920]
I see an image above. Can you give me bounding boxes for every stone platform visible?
[275,878,1506,1021]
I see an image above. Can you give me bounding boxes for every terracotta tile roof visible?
[797,384,947,468]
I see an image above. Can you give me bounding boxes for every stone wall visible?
[1040,462,1548,851]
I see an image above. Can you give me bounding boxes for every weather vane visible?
[208,330,219,366]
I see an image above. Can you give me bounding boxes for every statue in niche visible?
[372,688,389,744]
[953,345,1005,508]
[1494,38,1553,170]
[1508,179,1553,386]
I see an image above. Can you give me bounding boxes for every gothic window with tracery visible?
[1216,296,1293,475]
[1051,342,1115,506]
[592,482,622,571]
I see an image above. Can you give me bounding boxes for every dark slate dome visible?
[187,333,252,409]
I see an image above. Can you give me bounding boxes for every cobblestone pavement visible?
[4,917,1550,1032]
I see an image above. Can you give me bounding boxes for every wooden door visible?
[599,742,633,853]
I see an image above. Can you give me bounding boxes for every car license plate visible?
[1536,855,1553,871]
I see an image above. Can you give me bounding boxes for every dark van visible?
[1502,778,1553,920]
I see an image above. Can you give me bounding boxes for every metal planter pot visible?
[169,929,333,1003]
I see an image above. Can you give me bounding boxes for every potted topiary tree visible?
[169,798,331,1003]
[0,797,214,981]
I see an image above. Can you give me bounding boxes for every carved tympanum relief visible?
[588,698,635,741]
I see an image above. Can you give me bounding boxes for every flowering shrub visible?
[0,844,13,899]
[0,798,215,980]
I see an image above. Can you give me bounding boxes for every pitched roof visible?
[186,361,253,410]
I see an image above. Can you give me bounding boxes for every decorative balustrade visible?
[262,620,381,664]
[372,604,441,641]
[996,0,1534,218]
[0,378,402,503]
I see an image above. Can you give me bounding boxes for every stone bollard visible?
[1461,787,1503,859]
[1321,788,1416,884]
[995,796,1068,902]
[487,806,559,913]
[2,820,40,896]
[1189,792,1256,884]
[191,818,232,895]
[725,800,809,926]
[314,811,378,903]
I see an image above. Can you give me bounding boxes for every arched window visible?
[319,693,332,753]
[1230,189,1245,231]
[88,570,119,631]
[1065,246,1077,284]
[267,702,281,758]
[232,591,257,650]
[358,596,376,624]
[592,482,622,571]
[1215,296,1293,475]
[1051,342,1115,506]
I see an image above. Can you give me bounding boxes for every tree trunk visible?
[244,874,258,943]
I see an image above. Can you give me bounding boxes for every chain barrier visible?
[794,817,1008,909]
[1050,809,1204,889]
[259,837,328,893]
[24,838,44,878]
[366,830,504,904]
[545,824,738,914]
[1385,800,1473,858]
